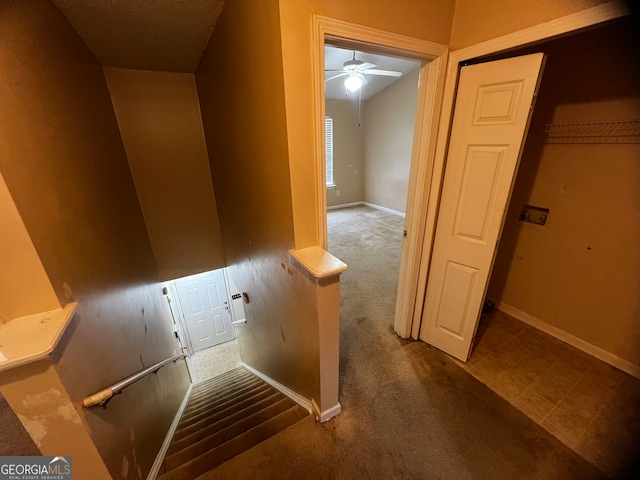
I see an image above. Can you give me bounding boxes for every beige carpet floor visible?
[199,205,630,479]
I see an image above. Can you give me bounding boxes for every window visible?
[325,116,334,187]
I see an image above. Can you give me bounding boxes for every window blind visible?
[325,116,334,186]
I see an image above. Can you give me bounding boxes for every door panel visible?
[175,269,235,352]
[420,53,545,361]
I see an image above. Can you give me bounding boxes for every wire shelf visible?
[544,120,640,144]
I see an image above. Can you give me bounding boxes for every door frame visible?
[312,15,449,339]
[168,270,236,355]
[411,1,629,340]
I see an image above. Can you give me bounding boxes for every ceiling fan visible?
[325,52,402,92]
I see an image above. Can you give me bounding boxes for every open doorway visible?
[166,268,246,384]
[312,16,449,343]
[442,18,640,477]
[324,45,421,323]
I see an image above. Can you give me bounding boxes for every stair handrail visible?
[83,354,186,408]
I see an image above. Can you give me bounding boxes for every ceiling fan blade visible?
[325,69,345,73]
[358,62,377,70]
[325,72,348,82]
[362,69,403,77]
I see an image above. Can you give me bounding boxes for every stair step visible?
[169,392,283,454]
[159,405,309,480]
[173,387,279,441]
[164,398,295,470]
[193,367,250,387]
[183,376,264,414]
[188,378,259,406]
[176,383,274,431]
[187,369,254,400]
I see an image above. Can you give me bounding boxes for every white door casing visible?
[420,53,545,361]
[174,269,235,353]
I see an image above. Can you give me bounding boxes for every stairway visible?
[157,367,309,480]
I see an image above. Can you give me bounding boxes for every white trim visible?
[451,1,628,62]
[241,362,313,412]
[167,281,194,355]
[496,302,640,380]
[326,201,363,211]
[312,398,342,423]
[312,15,448,342]
[146,383,193,480]
[413,1,630,344]
[362,202,405,218]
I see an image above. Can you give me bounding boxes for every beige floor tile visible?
[492,340,526,366]
[558,347,596,372]
[527,378,566,405]
[540,418,580,449]
[462,309,639,477]
[544,400,592,434]
[490,368,535,401]
[515,328,548,349]
[517,351,556,376]
[586,361,628,390]
[509,361,543,384]
[562,382,608,414]
[514,388,557,422]
[539,361,584,391]
[467,357,507,386]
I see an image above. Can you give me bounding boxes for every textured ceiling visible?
[325,45,421,101]
[52,0,226,72]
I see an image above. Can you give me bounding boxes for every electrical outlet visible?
[558,179,570,196]
[336,190,341,196]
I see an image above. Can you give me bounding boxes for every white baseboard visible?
[326,201,406,218]
[241,363,312,413]
[311,399,342,423]
[363,202,406,218]
[495,301,640,379]
[147,382,193,480]
[327,201,363,211]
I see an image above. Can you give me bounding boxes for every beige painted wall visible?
[0,1,190,477]
[0,361,111,479]
[0,173,59,323]
[104,67,226,281]
[325,99,365,207]
[197,0,321,403]
[279,0,456,248]
[449,0,613,49]
[488,20,640,367]
[364,69,420,213]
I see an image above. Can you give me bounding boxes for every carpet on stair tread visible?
[169,392,284,453]
[177,384,275,430]
[182,381,267,418]
[164,397,297,470]
[174,388,280,441]
[188,369,255,395]
[184,377,265,411]
[159,405,308,480]
[186,372,258,401]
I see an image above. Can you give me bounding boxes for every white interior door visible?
[420,53,545,361]
[174,269,235,353]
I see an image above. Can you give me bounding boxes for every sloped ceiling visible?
[51,0,225,72]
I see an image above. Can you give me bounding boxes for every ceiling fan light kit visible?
[326,51,403,94]
[344,74,363,92]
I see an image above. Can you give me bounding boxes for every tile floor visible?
[186,339,241,384]
[452,309,640,478]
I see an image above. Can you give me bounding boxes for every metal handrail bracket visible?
[83,354,186,408]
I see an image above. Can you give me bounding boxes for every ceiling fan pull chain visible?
[358,88,362,127]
